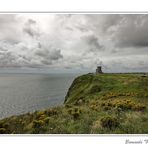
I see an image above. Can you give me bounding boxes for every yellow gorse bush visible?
[68,107,82,120]
[101,92,139,100]
[89,98,146,112]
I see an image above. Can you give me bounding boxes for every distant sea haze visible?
[0,73,79,119]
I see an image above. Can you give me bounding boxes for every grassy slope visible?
[0,73,148,134]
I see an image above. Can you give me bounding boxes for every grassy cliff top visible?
[0,73,148,134]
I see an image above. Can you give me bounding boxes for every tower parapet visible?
[96,66,103,74]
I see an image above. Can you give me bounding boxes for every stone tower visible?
[96,66,103,74]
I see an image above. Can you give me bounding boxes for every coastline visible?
[0,73,148,134]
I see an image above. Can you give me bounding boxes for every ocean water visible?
[0,73,79,119]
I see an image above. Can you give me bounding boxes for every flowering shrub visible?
[90,98,146,112]
[0,128,7,134]
[90,85,101,93]
[68,107,82,120]
[44,109,58,116]
[43,117,51,124]
[100,116,119,129]
[101,92,138,100]
[32,120,44,128]
[100,99,146,111]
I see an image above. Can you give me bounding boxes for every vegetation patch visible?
[0,128,7,134]
[100,116,120,129]
[90,98,146,112]
[90,85,101,93]
[68,107,82,120]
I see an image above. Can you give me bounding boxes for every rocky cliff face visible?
[64,73,94,104]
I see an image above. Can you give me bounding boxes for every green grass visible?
[0,73,148,134]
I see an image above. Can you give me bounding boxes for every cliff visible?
[0,73,148,134]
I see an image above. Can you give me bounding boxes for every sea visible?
[0,73,80,119]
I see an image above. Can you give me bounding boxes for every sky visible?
[0,13,148,73]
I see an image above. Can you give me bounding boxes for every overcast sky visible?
[0,14,148,73]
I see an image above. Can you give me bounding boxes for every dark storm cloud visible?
[111,14,148,48]
[23,19,40,38]
[35,47,63,62]
[65,27,74,31]
[82,35,105,51]
[0,41,63,69]
[84,14,148,48]
[75,25,89,32]
[0,50,29,67]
